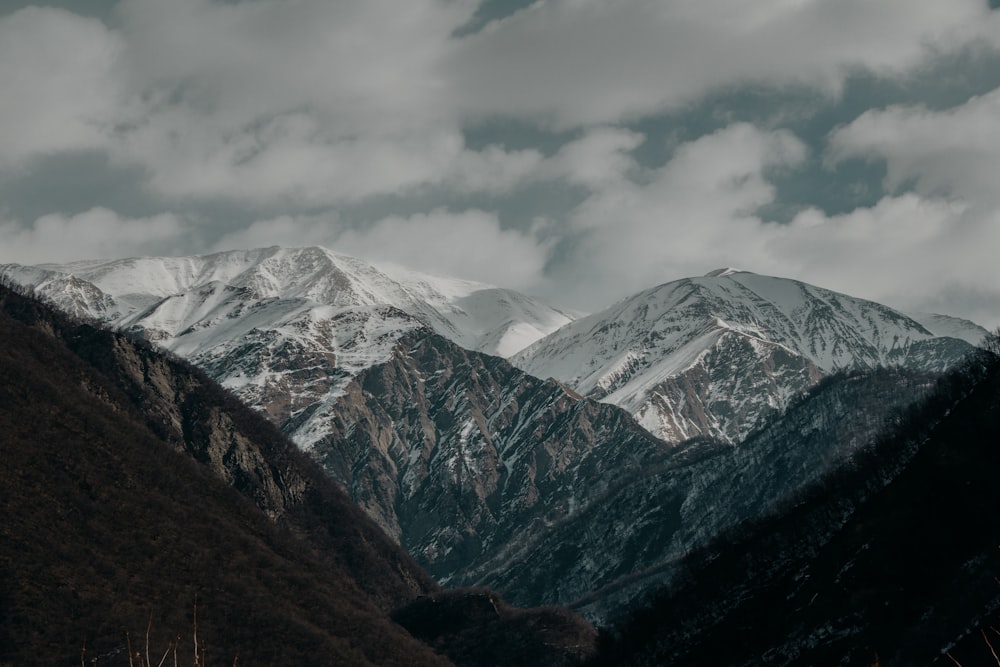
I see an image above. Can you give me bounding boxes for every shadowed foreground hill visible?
[0,284,596,666]
[592,340,1000,666]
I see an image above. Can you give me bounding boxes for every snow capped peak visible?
[1,245,577,452]
[513,270,978,444]
[704,267,742,277]
[2,245,574,358]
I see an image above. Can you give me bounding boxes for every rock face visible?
[308,330,668,586]
[513,269,978,443]
[470,367,938,618]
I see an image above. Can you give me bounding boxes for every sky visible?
[1,0,1000,326]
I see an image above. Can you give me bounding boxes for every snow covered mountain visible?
[2,246,572,357]
[0,246,572,448]
[2,253,986,622]
[512,269,979,443]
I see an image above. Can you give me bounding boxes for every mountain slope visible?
[309,328,670,585]
[0,247,572,454]
[513,269,976,443]
[483,367,937,619]
[301,324,940,620]
[0,283,445,666]
[593,344,1000,665]
[0,283,597,667]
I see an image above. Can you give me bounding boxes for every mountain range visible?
[1,247,989,621]
[0,281,597,666]
[596,342,1000,665]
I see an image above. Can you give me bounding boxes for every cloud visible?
[104,0,554,205]
[67,0,999,209]
[211,214,340,252]
[828,86,1000,204]
[1,0,999,327]
[777,195,976,300]
[771,195,1000,327]
[334,209,552,290]
[448,0,1000,127]
[0,7,122,163]
[0,208,188,265]
[546,121,1000,327]
[815,85,1000,325]
[115,0,472,133]
[6,0,999,212]
[123,111,545,205]
[212,207,553,291]
[542,127,644,188]
[553,123,808,305]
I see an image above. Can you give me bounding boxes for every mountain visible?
[592,343,1000,666]
[513,268,978,443]
[0,244,571,357]
[906,310,990,345]
[0,283,597,667]
[307,328,671,586]
[0,246,572,451]
[2,253,984,624]
[486,367,939,620]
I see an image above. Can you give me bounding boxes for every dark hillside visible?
[0,284,599,666]
[0,284,451,666]
[594,343,1000,665]
[2,282,438,609]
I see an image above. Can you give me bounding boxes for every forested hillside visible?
[592,338,1000,665]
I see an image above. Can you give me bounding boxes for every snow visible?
[703,267,741,277]
[1,246,580,454]
[906,311,990,346]
[8,246,573,358]
[2,254,980,449]
[512,269,981,442]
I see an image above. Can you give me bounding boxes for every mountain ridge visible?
[513,269,981,442]
[0,281,599,667]
[2,251,986,624]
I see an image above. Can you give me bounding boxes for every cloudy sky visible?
[2,0,1000,325]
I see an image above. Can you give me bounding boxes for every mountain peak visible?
[513,270,978,444]
[704,267,743,277]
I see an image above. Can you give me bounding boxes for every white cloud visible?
[212,207,553,291]
[334,209,552,290]
[88,0,1000,208]
[107,0,511,204]
[0,208,187,265]
[555,123,808,305]
[772,196,1000,328]
[542,127,644,188]
[828,86,1000,204]
[123,111,544,205]
[814,85,1000,325]
[211,214,339,253]
[449,0,1000,127]
[6,0,999,211]
[1,0,998,327]
[115,0,472,134]
[0,7,122,163]
[546,121,1000,327]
